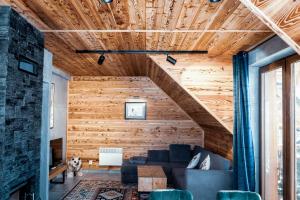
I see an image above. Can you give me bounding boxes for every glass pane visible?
[294,61,300,199]
[262,68,283,200]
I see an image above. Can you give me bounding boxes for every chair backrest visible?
[217,190,261,200]
[150,190,193,200]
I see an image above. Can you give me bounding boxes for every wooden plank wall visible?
[146,57,233,159]
[67,76,204,167]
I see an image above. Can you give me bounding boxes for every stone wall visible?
[0,6,44,199]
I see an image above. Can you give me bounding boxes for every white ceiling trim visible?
[41,29,272,33]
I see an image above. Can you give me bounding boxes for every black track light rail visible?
[76,50,208,54]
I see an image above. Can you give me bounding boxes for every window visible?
[260,55,300,200]
[293,61,300,199]
[261,65,283,200]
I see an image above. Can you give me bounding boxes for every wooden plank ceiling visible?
[240,0,300,55]
[0,0,273,76]
[149,54,234,131]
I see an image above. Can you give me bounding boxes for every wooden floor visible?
[49,170,121,200]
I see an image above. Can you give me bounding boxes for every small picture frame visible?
[125,102,147,120]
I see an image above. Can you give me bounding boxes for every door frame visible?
[259,54,300,200]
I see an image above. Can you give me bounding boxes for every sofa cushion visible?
[148,150,169,162]
[170,162,188,168]
[187,153,201,169]
[146,161,171,168]
[129,156,147,164]
[199,155,210,170]
[169,144,191,163]
[193,146,231,170]
[217,191,261,200]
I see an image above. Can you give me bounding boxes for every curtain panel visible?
[233,51,256,191]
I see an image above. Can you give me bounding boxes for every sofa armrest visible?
[173,168,233,200]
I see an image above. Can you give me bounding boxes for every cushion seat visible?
[217,191,261,200]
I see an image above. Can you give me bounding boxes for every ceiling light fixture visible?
[76,50,208,66]
[98,54,105,65]
[209,0,221,2]
[166,55,177,65]
[101,0,113,3]
[76,50,208,54]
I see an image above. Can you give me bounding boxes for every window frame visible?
[260,54,300,200]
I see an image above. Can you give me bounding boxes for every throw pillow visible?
[187,153,201,169]
[199,155,210,170]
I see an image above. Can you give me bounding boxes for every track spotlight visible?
[101,0,113,3]
[166,55,177,65]
[209,0,221,2]
[98,54,105,65]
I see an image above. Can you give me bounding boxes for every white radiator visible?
[99,147,123,166]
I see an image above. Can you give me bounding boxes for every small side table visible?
[49,164,67,184]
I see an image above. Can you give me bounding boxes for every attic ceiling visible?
[0,0,273,76]
[146,56,233,158]
[240,0,300,55]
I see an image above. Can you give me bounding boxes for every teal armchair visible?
[149,189,193,200]
[217,191,261,200]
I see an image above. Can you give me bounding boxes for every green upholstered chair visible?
[217,190,261,200]
[149,189,193,200]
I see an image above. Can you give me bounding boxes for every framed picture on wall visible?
[50,83,55,129]
[125,102,147,120]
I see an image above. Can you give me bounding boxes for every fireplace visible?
[0,6,44,200]
[9,176,36,200]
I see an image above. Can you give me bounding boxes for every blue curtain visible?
[233,51,255,191]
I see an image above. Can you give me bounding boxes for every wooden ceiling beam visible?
[239,0,300,55]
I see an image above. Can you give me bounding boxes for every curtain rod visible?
[75,50,208,54]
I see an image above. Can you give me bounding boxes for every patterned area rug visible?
[96,188,126,200]
[63,180,139,200]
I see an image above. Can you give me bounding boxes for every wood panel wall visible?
[67,76,204,166]
[146,57,233,159]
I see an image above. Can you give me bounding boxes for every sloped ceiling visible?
[146,56,233,158]
[149,54,234,131]
[240,0,300,54]
[0,0,273,76]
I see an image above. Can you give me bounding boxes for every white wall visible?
[40,49,52,200]
[50,67,70,161]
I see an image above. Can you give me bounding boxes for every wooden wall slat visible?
[67,76,204,167]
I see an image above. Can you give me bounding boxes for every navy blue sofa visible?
[121,144,233,200]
